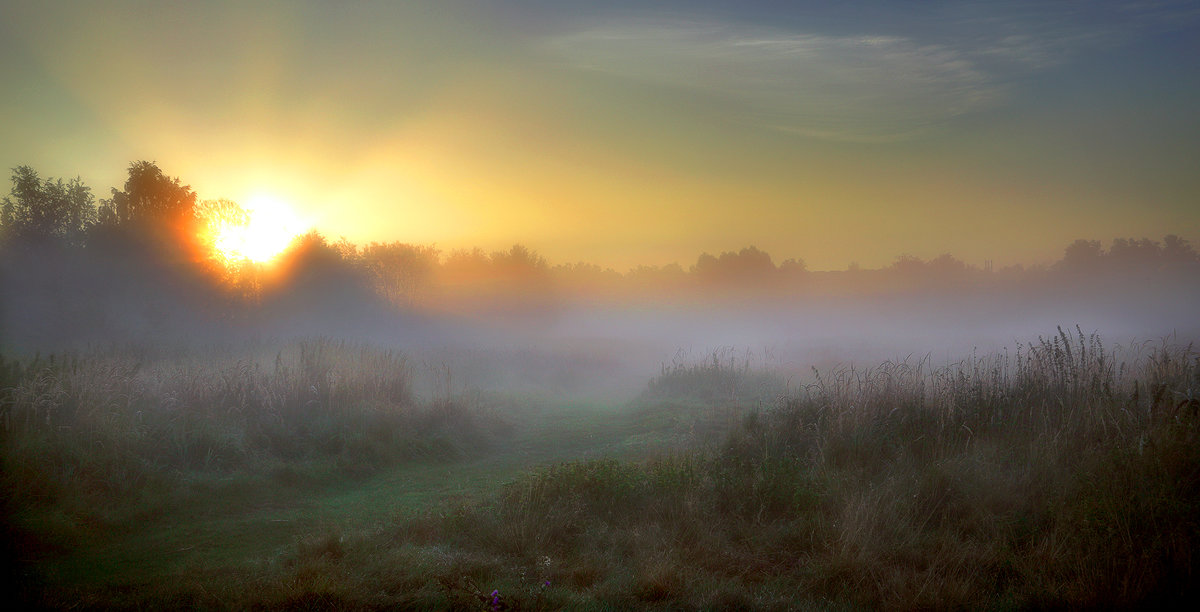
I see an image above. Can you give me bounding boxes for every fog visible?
[5,166,1200,609]
[1,162,1197,414]
[7,231,1194,404]
[4,162,1194,391]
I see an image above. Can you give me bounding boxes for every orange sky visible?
[2,1,1198,271]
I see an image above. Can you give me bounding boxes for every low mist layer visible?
[3,161,1199,609]
[3,162,1199,374]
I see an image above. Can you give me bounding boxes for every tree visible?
[926,253,969,276]
[1107,237,1161,270]
[99,161,197,228]
[196,198,250,230]
[1060,239,1103,273]
[194,198,250,261]
[890,254,925,276]
[1163,234,1198,267]
[99,162,198,241]
[692,246,777,284]
[96,162,200,262]
[779,257,807,275]
[627,263,687,296]
[361,241,441,307]
[441,247,491,285]
[0,166,95,246]
[490,244,548,279]
[262,231,382,323]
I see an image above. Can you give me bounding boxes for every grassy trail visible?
[37,399,663,592]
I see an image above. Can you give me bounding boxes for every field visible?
[3,328,1198,609]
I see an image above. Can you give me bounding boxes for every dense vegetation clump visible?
[386,329,1199,609]
[5,330,1196,609]
[0,340,503,577]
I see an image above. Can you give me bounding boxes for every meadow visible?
[2,327,1198,609]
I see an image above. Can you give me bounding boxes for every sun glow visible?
[212,194,307,264]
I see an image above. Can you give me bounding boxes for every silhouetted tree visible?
[99,161,196,227]
[1163,234,1199,267]
[331,237,359,262]
[195,198,250,232]
[441,247,492,285]
[361,241,441,307]
[885,254,955,290]
[95,161,200,262]
[693,246,777,285]
[890,254,926,276]
[1108,238,1161,270]
[490,244,548,276]
[779,257,807,274]
[194,198,250,263]
[627,263,688,298]
[0,166,95,246]
[1060,239,1104,273]
[552,262,624,301]
[927,253,969,276]
[190,198,262,298]
[1057,236,1198,276]
[262,231,382,325]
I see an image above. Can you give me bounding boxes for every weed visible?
[5,332,1198,608]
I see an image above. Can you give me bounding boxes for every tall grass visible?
[6,330,1199,608]
[376,329,1199,609]
[643,347,787,406]
[0,339,501,550]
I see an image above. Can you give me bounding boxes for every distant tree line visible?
[3,160,1199,343]
[1059,237,1199,274]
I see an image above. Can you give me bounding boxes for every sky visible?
[2,0,1198,271]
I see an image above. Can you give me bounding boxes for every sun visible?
[211,194,307,264]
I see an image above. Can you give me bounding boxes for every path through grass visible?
[27,398,676,598]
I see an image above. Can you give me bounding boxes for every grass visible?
[4,328,1199,608]
[642,347,788,407]
[0,340,511,594]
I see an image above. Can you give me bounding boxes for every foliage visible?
[0,339,503,557]
[693,245,778,285]
[642,348,787,406]
[1060,235,1199,273]
[358,241,441,307]
[7,333,1196,608]
[0,166,94,246]
[4,162,1200,331]
[97,161,197,230]
[385,333,1199,609]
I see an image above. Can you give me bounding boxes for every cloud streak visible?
[546,20,1000,142]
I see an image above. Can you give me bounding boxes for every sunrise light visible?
[212,193,307,264]
[3,3,1200,608]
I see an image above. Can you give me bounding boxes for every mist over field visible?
[4,0,1200,607]
[3,162,1200,610]
[4,196,1198,400]
[5,208,1200,609]
[2,163,1199,611]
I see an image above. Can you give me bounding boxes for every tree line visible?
[3,161,1199,317]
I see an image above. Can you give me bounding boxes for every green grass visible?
[4,329,1199,609]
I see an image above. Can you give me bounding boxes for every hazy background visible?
[3,160,1197,399]
[2,0,1198,271]
[6,5,1200,608]
[3,1,1199,399]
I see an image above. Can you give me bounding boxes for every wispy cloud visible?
[933,0,1200,71]
[542,0,1200,143]
[545,20,1000,142]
